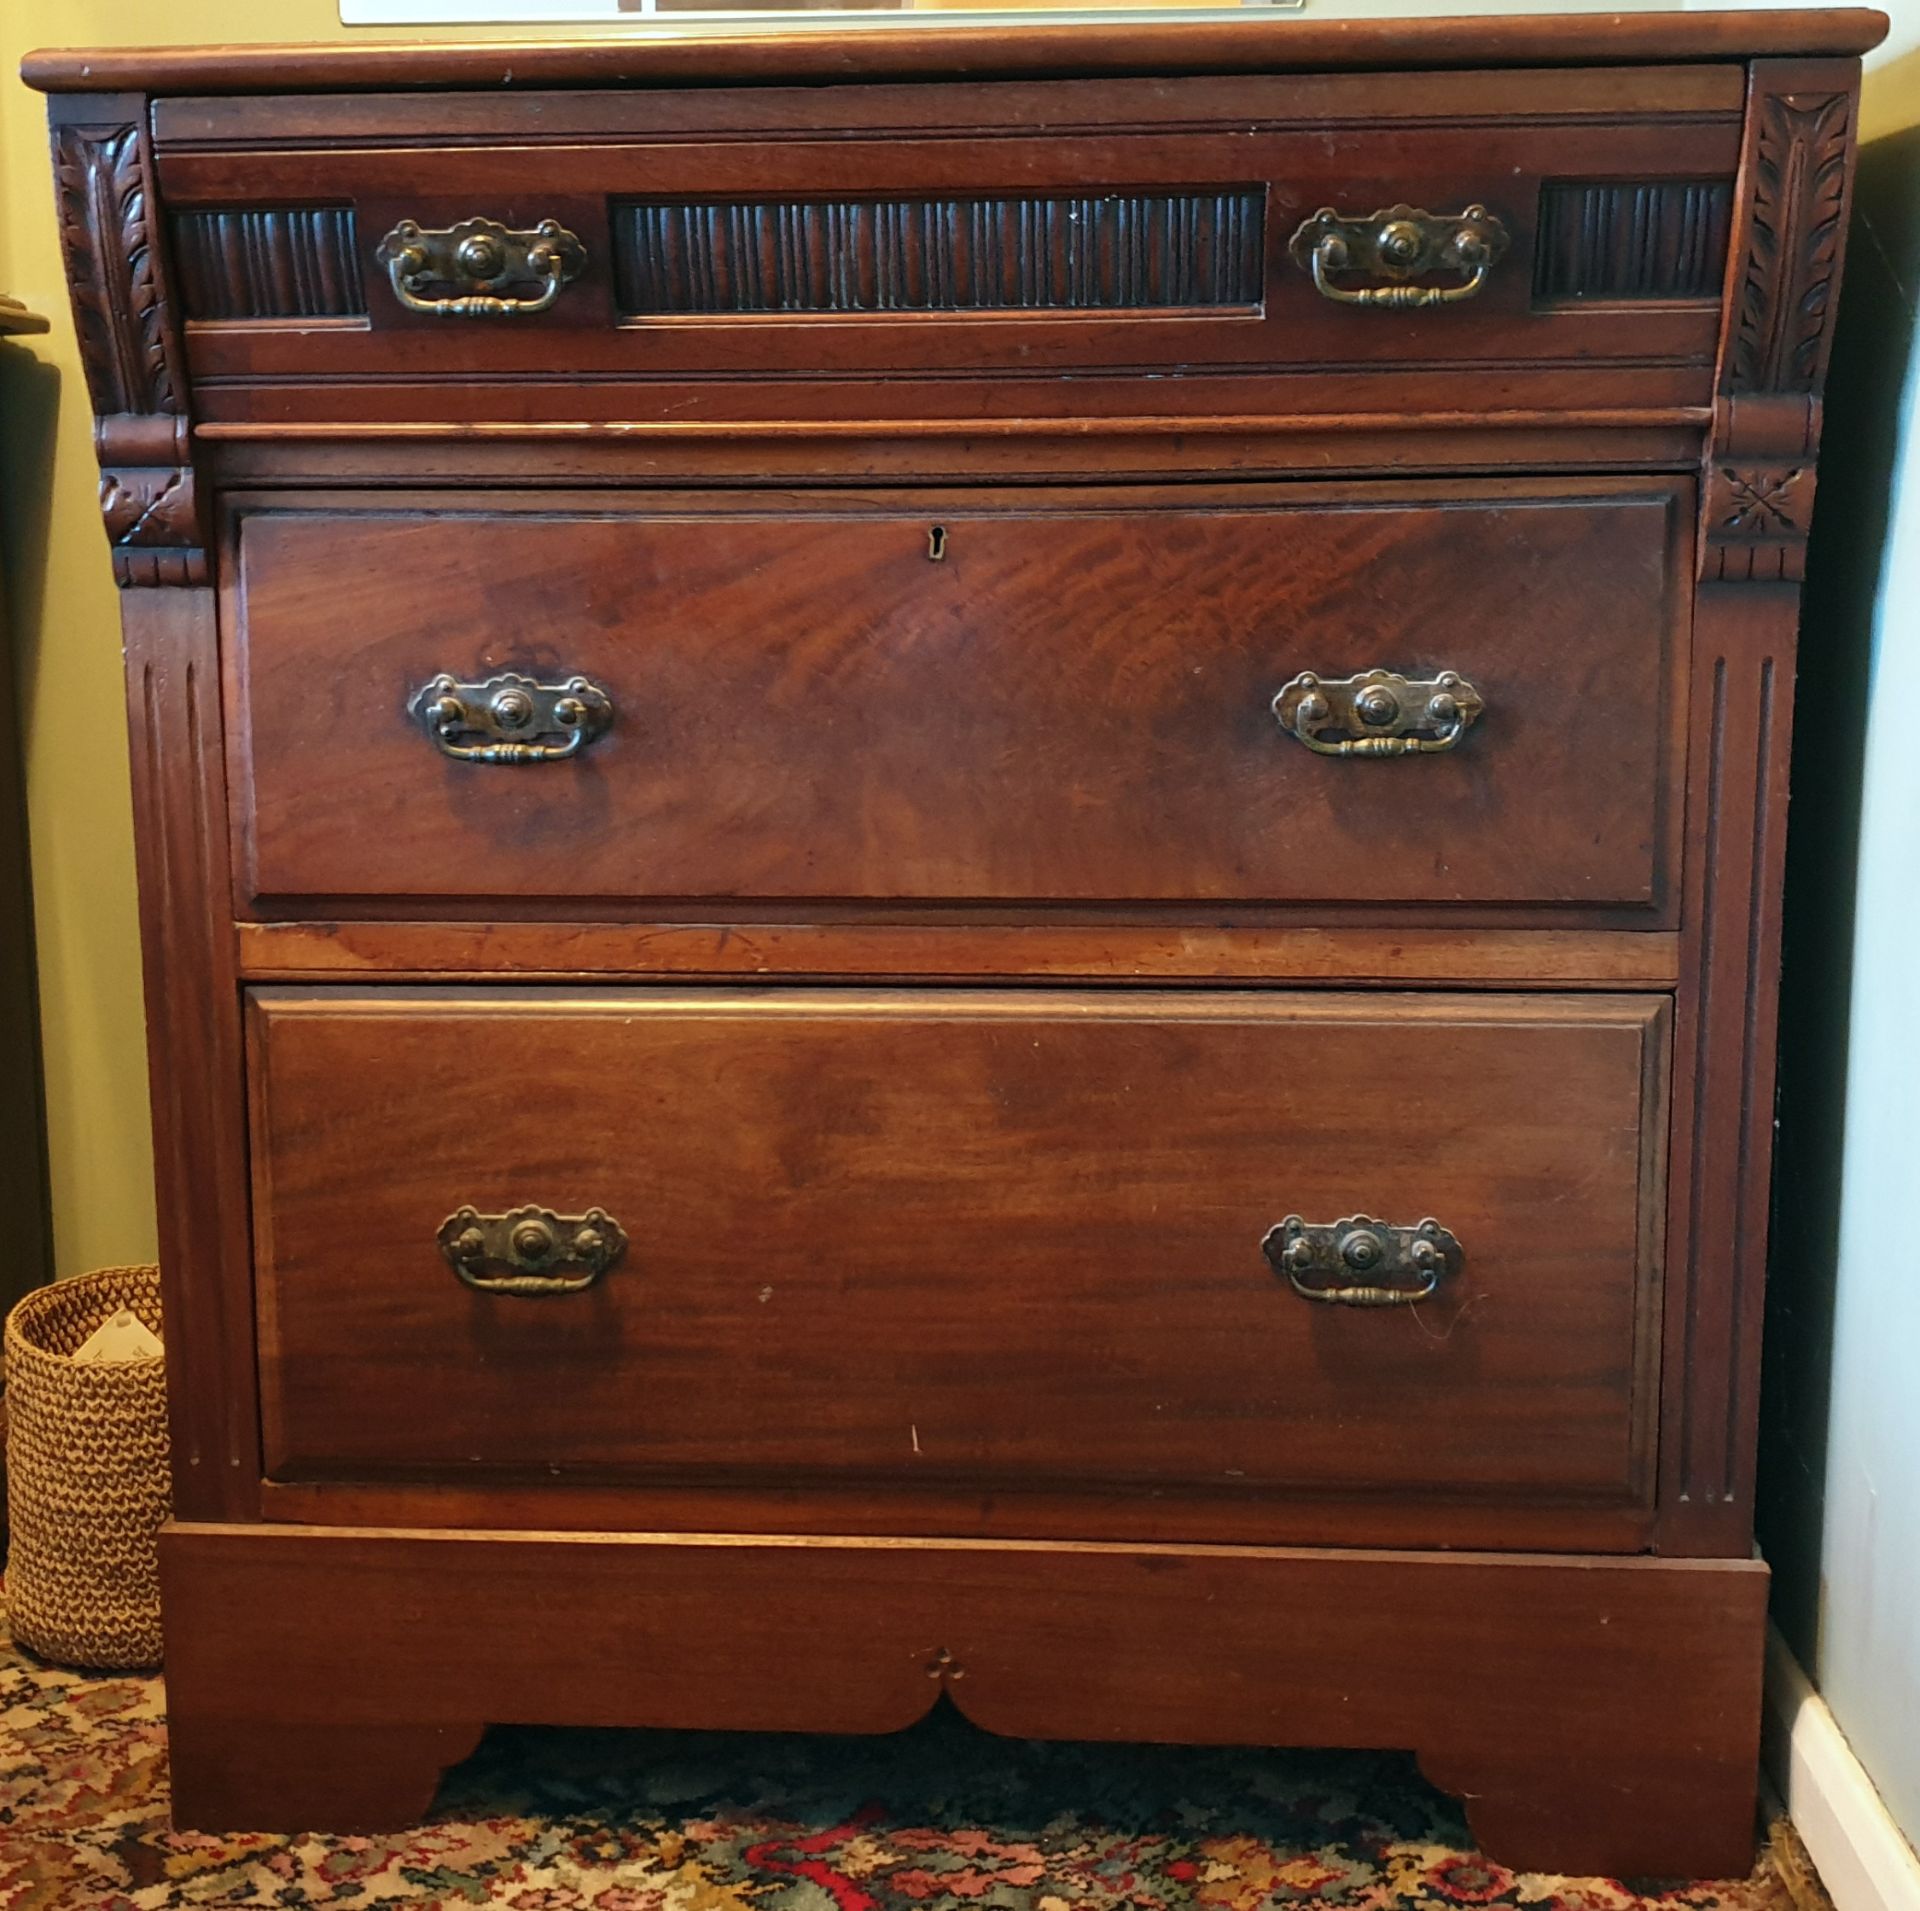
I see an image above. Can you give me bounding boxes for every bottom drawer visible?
[248,988,1667,1528]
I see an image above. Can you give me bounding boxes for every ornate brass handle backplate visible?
[376,216,587,317]
[437,1204,627,1296]
[1273,668,1483,757]
[412,671,613,764]
[1289,204,1509,308]
[1262,1215,1462,1307]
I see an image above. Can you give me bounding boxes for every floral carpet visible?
[0,1606,1798,1911]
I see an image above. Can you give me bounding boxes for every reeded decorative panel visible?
[171,208,366,320]
[1534,180,1732,302]
[612,191,1266,316]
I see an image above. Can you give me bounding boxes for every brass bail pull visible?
[1289,204,1510,309]
[1262,1216,1463,1307]
[436,1205,628,1296]
[411,671,614,765]
[1272,668,1484,758]
[377,216,588,318]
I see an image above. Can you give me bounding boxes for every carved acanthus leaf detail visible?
[1729,92,1851,396]
[50,116,203,586]
[54,122,179,418]
[1702,69,1858,584]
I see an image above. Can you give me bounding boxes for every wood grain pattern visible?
[201,417,1709,493]
[149,65,1749,151]
[131,83,1743,422]
[23,11,1887,92]
[233,922,1683,987]
[246,988,1667,1525]
[1533,180,1732,302]
[226,481,1689,917]
[1657,583,1797,1555]
[120,590,259,1517]
[254,1476,1658,1555]
[159,1521,1772,1878]
[24,14,1881,1870]
[171,206,364,320]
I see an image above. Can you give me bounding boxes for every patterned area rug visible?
[1,1606,1794,1911]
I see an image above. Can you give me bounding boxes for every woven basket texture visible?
[4,1266,169,1669]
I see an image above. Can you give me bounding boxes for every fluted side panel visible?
[613,192,1265,315]
[171,207,365,320]
[1534,180,1732,302]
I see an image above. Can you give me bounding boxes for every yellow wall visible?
[0,2,636,1278]
[0,5,355,1277]
[0,3,1913,1278]
[1863,40,1920,140]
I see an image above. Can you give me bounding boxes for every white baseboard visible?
[1765,1626,1920,1911]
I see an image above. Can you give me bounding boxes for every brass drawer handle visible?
[1273,668,1483,758]
[437,1204,627,1296]
[1262,1215,1462,1307]
[1289,204,1509,308]
[376,216,587,318]
[412,671,613,764]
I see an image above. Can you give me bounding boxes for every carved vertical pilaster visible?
[1661,585,1797,1552]
[1664,58,1862,1550]
[1699,64,1858,584]
[49,97,207,588]
[47,94,254,1514]
[120,588,260,1519]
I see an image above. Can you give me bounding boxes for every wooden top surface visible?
[21,9,1889,96]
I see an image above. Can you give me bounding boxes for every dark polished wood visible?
[149,78,1737,422]
[49,98,207,589]
[253,1476,1659,1555]
[1657,581,1801,1555]
[225,481,1688,918]
[247,987,1666,1528]
[23,11,1887,93]
[121,588,259,1517]
[1700,60,1861,586]
[28,9,1881,1874]
[160,1521,1771,1880]
[234,921,1683,987]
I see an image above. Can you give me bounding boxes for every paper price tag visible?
[71,1309,165,1364]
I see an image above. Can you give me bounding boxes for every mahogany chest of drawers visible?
[28,7,1885,1877]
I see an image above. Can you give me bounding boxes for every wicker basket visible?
[4,1266,169,1668]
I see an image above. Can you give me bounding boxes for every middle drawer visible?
[248,985,1667,1531]
[226,478,1689,920]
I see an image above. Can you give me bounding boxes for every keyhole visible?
[927,524,948,562]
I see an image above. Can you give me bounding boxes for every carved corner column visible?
[48,95,258,1517]
[52,101,207,587]
[1661,60,1861,1553]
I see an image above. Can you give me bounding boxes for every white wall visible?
[1765,17,1920,1857]
[1810,203,1920,1848]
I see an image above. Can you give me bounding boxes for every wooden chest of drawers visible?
[28,7,1885,1878]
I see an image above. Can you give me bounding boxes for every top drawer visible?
[153,66,1744,426]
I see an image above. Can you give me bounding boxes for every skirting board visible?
[1764,1626,1920,1911]
[159,1523,1769,1876]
